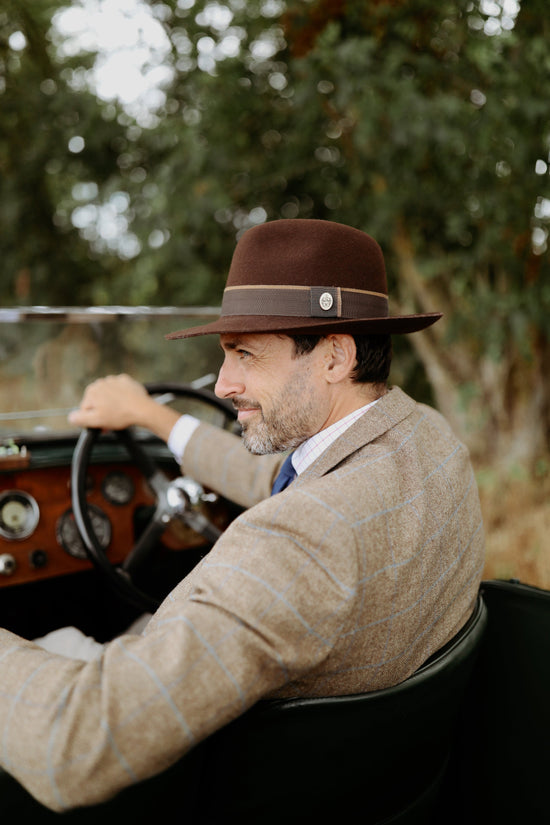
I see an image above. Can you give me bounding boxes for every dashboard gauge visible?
[56,505,111,560]
[101,471,134,506]
[0,490,40,540]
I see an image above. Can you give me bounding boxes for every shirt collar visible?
[291,398,379,476]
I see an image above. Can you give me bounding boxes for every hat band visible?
[221,285,388,319]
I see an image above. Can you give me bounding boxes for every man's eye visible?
[237,349,251,359]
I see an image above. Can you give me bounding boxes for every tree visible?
[0,0,132,304]
[133,0,550,468]
[1,0,549,469]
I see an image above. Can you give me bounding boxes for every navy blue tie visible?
[271,453,296,495]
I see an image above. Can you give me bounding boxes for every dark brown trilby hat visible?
[166,219,441,340]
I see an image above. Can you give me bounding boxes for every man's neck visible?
[321,382,386,431]
[292,395,382,475]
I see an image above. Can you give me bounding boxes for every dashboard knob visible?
[0,554,17,576]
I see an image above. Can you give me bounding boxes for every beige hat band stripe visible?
[221,286,388,319]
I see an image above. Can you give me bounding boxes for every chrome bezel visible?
[101,470,135,506]
[0,490,40,540]
[56,505,111,559]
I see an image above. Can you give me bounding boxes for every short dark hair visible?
[290,334,392,385]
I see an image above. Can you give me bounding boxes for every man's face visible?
[215,333,328,454]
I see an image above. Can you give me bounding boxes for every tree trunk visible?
[391,228,550,470]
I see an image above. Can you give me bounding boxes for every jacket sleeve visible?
[181,421,285,508]
[0,487,358,812]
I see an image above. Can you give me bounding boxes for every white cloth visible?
[34,613,152,661]
[167,413,200,463]
[34,626,104,661]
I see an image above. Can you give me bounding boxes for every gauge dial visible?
[56,505,111,559]
[102,471,134,506]
[0,491,40,540]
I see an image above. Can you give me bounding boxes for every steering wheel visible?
[71,382,237,612]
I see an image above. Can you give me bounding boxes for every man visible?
[0,219,484,811]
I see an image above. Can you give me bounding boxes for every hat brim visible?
[166,312,442,340]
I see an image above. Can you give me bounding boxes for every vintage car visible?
[0,307,547,824]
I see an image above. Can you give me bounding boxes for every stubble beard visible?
[238,374,319,455]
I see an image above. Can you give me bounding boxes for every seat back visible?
[191,595,487,824]
[449,579,550,825]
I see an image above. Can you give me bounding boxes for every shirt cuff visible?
[167,414,201,463]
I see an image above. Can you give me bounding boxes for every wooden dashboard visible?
[0,454,230,589]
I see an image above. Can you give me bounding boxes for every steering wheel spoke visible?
[122,516,167,576]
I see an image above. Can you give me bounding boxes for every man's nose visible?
[214,360,245,398]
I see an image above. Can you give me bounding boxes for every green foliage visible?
[1,0,549,463]
[0,0,134,303]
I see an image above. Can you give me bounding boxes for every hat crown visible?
[227,219,388,293]
[165,219,442,340]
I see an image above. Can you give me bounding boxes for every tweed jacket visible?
[0,387,484,811]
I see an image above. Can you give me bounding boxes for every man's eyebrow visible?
[219,337,245,352]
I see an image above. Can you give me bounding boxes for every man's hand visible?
[68,374,180,442]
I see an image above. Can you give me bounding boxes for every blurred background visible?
[1,0,549,584]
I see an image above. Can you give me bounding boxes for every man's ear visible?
[324,334,357,384]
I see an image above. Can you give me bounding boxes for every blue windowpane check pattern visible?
[271,453,296,495]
